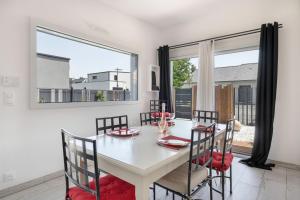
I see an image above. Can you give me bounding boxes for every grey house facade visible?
[183,63,257,104]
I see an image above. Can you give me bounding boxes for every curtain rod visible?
[167,24,283,50]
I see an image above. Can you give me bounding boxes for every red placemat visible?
[161,135,191,142]
[107,128,140,137]
[194,125,213,132]
[151,121,175,127]
[158,135,191,150]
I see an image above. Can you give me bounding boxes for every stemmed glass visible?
[158,118,167,133]
[192,117,198,128]
[169,113,175,120]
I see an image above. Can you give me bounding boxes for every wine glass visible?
[169,113,175,120]
[158,119,167,133]
[192,117,198,128]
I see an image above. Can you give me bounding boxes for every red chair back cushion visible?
[194,152,233,172]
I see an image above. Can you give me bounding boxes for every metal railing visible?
[233,87,256,126]
[38,88,132,103]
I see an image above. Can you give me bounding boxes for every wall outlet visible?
[3,90,15,106]
[2,171,16,183]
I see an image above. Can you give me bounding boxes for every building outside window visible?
[36,26,138,103]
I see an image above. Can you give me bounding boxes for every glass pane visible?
[36,27,138,103]
[214,49,258,155]
[215,50,259,67]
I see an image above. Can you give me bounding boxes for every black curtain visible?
[241,22,279,170]
[158,45,172,112]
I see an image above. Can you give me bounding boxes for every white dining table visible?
[87,119,226,200]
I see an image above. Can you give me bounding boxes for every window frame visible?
[30,18,140,109]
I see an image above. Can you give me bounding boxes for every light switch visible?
[3,90,15,106]
[1,76,19,87]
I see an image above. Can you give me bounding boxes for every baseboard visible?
[233,154,300,170]
[0,170,64,198]
[270,159,300,171]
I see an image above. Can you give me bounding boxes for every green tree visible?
[173,58,196,88]
[95,91,105,101]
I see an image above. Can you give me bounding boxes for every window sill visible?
[30,100,140,109]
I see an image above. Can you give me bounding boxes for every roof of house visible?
[71,77,87,83]
[191,63,258,83]
[37,53,71,62]
[88,71,130,75]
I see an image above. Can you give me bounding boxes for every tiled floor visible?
[1,158,299,200]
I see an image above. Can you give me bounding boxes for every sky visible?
[37,30,259,79]
[37,31,131,79]
[189,50,259,68]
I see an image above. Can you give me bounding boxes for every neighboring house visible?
[183,63,257,104]
[72,71,131,91]
[36,53,70,89]
[36,53,71,103]
[36,53,131,103]
[71,77,87,84]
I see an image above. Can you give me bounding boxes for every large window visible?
[171,49,258,154]
[35,26,138,104]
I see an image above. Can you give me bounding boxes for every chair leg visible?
[153,183,156,200]
[221,172,225,200]
[209,167,213,200]
[230,165,233,194]
[166,189,169,195]
[173,192,175,200]
[209,179,213,200]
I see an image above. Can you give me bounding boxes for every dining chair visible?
[96,115,128,135]
[211,119,235,200]
[153,124,216,200]
[61,129,135,200]
[195,119,235,200]
[193,110,219,123]
[150,100,167,112]
[140,112,158,126]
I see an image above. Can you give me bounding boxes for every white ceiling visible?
[97,0,219,28]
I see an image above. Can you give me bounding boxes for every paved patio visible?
[233,125,255,153]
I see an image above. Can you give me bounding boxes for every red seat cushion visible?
[68,175,135,200]
[194,152,233,172]
[151,112,170,118]
[211,152,233,172]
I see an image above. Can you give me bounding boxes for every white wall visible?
[161,0,300,166]
[88,72,108,82]
[72,81,110,90]
[0,0,160,190]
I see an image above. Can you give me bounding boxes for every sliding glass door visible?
[171,58,197,119]
[170,49,258,154]
[214,49,259,154]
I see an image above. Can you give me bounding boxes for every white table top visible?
[87,119,225,176]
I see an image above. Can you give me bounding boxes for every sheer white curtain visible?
[196,40,215,110]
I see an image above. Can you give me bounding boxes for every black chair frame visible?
[150,100,168,112]
[153,124,216,200]
[96,115,128,135]
[139,112,159,126]
[61,129,100,200]
[193,110,219,123]
[210,119,235,200]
